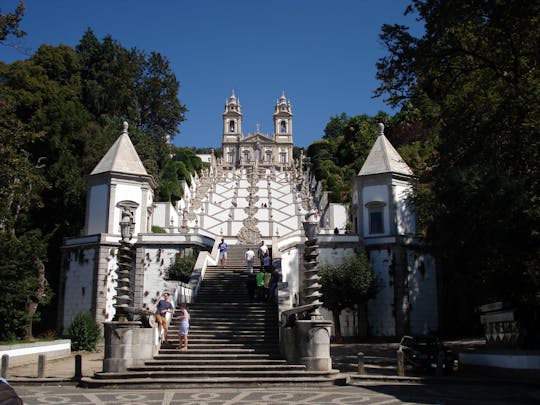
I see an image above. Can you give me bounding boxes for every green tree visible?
[0,29,188,339]
[308,113,387,203]
[376,0,540,333]
[0,82,52,340]
[0,0,26,45]
[319,253,379,342]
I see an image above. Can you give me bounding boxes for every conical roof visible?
[91,122,148,176]
[358,123,413,176]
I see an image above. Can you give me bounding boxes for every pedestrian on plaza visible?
[258,240,268,270]
[246,272,257,302]
[218,238,228,267]
[154,292,174,344]
[174,303,190,351]
[263,252,271,272]
[256,269,265,301]
[263,262,272,301]
[267,266,282,303]
[244,247,255,273]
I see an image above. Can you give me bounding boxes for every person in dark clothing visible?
[267,267,281,303]
[246,273,257,302]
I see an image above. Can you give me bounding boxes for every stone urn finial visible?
[378,122,384,136]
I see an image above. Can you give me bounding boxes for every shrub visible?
[151,225,167,233]
[165,255,195,283]
[68,312,101,351]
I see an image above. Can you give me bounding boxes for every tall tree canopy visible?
[376,0,540,332]
[0,29,188,340]
[320,253,379,342]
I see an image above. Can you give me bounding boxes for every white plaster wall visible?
[408,252,438,335]
[279,248,300,306]
[320,307,357,337]
[87,184,108,235]
[318,247,353,267]
[393,183,416,235]
[152,203,168,228]
[103,250,118,323]
[141,247,181,311]
[114,183,143,234]
[367,249,395,336]
[329,204,348,231]
[362,185,389,237]
[62,248,96,332]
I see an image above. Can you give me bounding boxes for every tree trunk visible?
[332,308,343,343]
[24,258,47,340]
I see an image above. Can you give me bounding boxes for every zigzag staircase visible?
[82,245,342,387]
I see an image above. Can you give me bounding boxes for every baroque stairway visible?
[82,245,341,387]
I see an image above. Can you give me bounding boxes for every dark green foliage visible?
[0,28,187,339]
[0,0,26,43]
[376,0,540,333]
[307,114,386,203]
[0,231,51,341]
[158,148,203,204]
[68,312,101,351]
[165,256,196,283]
[151,226,167,233]
[319,253,379,342]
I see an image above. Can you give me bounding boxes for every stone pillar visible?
[102,322,157,372]
[295,320,333,371]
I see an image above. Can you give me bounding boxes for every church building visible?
[221,90,294,170]
[57,92,438,339]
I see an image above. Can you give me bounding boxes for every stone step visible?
[164,337,277,343]
[158,343,277,349]
[80,375,345,388]
[158,347,278,354]
[93,369,338,379]
[148,358,288,365]
[153,352,280,360]
[132,364,306,371]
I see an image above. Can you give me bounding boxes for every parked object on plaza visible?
[398,335,456,374]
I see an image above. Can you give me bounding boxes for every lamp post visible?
[114,209,134,322]
[302,208,323,319]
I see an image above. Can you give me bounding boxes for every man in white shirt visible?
[244,248,255,273]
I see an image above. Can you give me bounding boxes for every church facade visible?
[57,93,438,339]
[221,91,294,170]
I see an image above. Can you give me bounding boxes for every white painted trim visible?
[0,341,71,358]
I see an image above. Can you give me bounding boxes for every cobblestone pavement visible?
[13,383,540,404]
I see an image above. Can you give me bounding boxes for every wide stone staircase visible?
[82,245,341,387]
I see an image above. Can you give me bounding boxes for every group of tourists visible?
[152,240,281,352]
[245,241,281,303]
[154,293,190,351]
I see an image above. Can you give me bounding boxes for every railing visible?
[280,304,321,327]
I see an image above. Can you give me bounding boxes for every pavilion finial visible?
[122,121,129,134]
[378,122,385,136]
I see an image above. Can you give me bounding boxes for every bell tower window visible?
[280,120,287,133]
[229,120,235,133]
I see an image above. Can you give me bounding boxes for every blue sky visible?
[2,0,423,148]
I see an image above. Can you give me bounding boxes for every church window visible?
[243,150,250,163]
[227,152,233,163]
[229,120,235,133]
[280,120,287,133]
[265,151,272,162]
[365,201,385,235]
[279,153,286,163]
